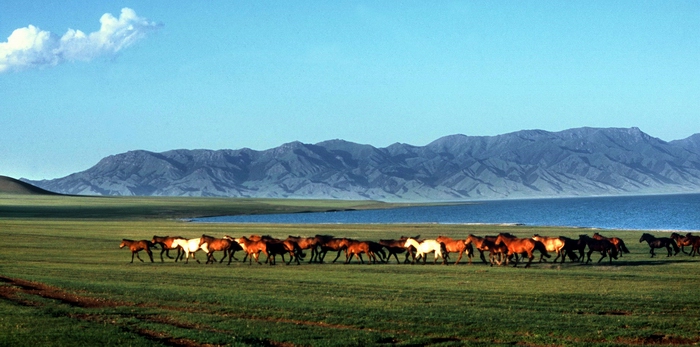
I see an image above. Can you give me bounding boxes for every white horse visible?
[403,238,447,265]
[171,238,209,264]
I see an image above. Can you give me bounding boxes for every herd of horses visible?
[118,231,700,267]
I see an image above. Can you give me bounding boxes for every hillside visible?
[24,127,700,201]
[0,176,59,195]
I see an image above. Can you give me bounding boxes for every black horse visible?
[639,233,679,258]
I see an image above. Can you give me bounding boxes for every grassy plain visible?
[1,194,699,346]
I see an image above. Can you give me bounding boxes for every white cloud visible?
[0,8,159,73]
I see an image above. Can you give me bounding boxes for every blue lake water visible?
[194,194,700,231]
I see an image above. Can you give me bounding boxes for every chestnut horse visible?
[639,233,679,258]
[403,238,447,265]
[233,236,268,265]
[531,234,565,263]
[119,239,154,263]
[578,234,617,264]
[436,236,473,265]
[593,232,630,257]
[151,235,184,262]
[199,234,241,265]
[494,234,550,268]
[339,239,380,264]
[685,233,700,256]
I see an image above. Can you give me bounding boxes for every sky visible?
[1,1,699,180]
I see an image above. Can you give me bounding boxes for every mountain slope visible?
[24,127,700,201]
[0,175,59,195]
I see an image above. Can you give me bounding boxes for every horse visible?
[685,233,700,256]
[436,236,473,265]
[639,233,679,258]
[338,239,380,264]
[531,234,566,263]
[494,234,550,268]
[119,239,154,263]
[199,234,241,265]
[465,235,507,266]
[670,232,698,256]
[233,236,268,265]
[379,235,419,264]
[593,232,630,257]
[262,238,306,265]
[558,236,584,263]
[286,235,320,263]
[403,238,447,265]
[171,238,208,264]
[578,234,618,264]
[316,236,348,263]
[464,234,501,264]
[151,235,184,262]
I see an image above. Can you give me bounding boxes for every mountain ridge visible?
[23,127,700,201]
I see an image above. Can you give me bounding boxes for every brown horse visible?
[119,239,154,263]
[233,236,268,265]
[639,233,679,258]
[465,234,507,266]
[579,234,618,264]
[494,234,550,268]
[151,235,184,262]
[436,236,473,264]
[339,239,380,264]
[685,233,700,256]
[531,234,565,263]
[286,235,320,263]
[593,232,630,257]
[199,234,241,265]
[316,235,348,263]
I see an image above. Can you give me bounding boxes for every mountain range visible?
[24,127,700,201]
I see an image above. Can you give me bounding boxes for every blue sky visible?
[1,1,698,180]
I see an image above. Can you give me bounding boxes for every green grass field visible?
[1,194,699,346]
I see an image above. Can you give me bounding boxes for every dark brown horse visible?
[639,233,679,258]
[494,234,550,268]
[316,235,348,263]
[579,234,618,264]
[685,233,700,256]
[379,235,419,264]
[436,236,473,265]
[119,239,154,263]
[593,232,630,257]
[199,234,241,265]
[558,236,584,263]
[286,235,320,263]
[151,235,184,262]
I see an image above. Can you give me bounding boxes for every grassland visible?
[1,194,699,346]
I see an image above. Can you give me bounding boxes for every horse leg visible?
[524,252,534,268]
[130,252,135,263]
[135,251,145,263]
[146,248,154,263]
[597,251,606,263]
[160,248,166,262]
[332,250,343,263]
[454,251,463,265]
[650,247,656,258]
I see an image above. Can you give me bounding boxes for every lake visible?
[194,193,700,231]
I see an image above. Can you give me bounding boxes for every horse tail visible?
[534,241,551,258]
[618,239,630,254]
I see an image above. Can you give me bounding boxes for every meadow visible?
[1,195,699,346]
